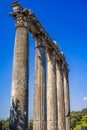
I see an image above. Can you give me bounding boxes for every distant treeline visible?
[0,108,87,130]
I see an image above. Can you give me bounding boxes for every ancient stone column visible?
[9,2,29,130]
[47,52,57,130]
[56,57,66,130]
[33,37,47,130]
[63,64,70,130]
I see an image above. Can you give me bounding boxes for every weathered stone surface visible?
[63,65,70,130]
[33,38,47,130]
[56,59,66,130]
[47,54,57,130]
[10,22,29,130]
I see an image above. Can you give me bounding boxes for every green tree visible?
[82,108,87,116]
[85,116,87,124]
[70,111,82,129]
[0,118,9,130]
[0,120,2,129]
[28,120,33,130]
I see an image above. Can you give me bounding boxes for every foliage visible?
[81,108,87,116]
[71,108,87,130]
[0,118,9,130]
[28,120,33,130]
[70,111,82,129]
[0,118,33,130]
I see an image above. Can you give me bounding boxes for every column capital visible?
[9,2,29,28]
[60,52,69,75]
[63,62,69,73]
[46,47,58,61]
[34,35,46,49]
[56,56,63,69]
[46,49,53,60]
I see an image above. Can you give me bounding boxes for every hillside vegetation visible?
[71,108,87,130]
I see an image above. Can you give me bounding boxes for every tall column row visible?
[33,39,70,130]
[9,3,70,130]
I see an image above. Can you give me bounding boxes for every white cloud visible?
[83,97,87,101]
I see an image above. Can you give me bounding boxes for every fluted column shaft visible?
[33,38,47,130]
[63,67,70,130]
[56,59,65,130]
[10,11,29,130]
[47,54,57,130]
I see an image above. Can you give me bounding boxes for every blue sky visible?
[0,0,87,119]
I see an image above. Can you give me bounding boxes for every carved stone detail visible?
[15,14,28,28]
[9,2,29,28]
